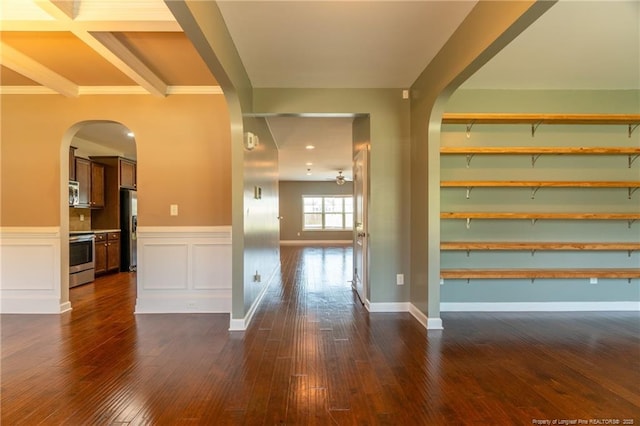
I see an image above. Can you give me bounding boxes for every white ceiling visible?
[73,121,137,160]
[267,116,355,181]
[461,0,640,90]
[216,1,478,88]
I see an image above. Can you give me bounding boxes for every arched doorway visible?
[62,120,137,311]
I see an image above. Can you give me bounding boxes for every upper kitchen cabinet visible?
[74,157,105,208]
[90,156,137,230]
[92,156,137,190]
[91,162,105,208]
[119,158,137,190]
[75,157,90,206]
[69,146,77,181]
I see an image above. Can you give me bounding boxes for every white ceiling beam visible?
[0,20,183,32]
[0,41,79,97]
[31,0,168,97]
[34,0,77,20]
[78,31,167,97]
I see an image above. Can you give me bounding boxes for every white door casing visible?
[353,149,368,304]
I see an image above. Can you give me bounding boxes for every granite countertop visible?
[70,229,121,235]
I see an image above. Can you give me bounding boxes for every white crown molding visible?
[166,86,224,95]
[0,85,223,95]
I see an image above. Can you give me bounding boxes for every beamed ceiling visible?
[0,0,219,96]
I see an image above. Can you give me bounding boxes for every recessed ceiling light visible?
[305,145,315,150]
[305,162,313,166]
[306,172,312,175]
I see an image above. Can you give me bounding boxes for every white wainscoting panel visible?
[136,226,232,313]
[141,244,189,290]
[0,227,63,313]
[193,244,231,290]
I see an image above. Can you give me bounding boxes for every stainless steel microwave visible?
[69,181,79,206]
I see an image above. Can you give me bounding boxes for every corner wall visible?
[409,1,554,328]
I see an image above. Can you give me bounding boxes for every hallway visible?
[1,245,639,425]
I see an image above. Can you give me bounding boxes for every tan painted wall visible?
[1,94,231,227]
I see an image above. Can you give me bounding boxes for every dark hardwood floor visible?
[2,245,639,425]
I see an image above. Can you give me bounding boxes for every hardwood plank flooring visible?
[2,245,639,425]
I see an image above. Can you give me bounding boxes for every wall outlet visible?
[187,301,196,309]
[589,277,598,285]
[440,278,444,286]
[79,214,84,221]
[170,204,179,216]
[396,274,404,285]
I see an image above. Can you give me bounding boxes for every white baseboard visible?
[365,302,444,330]
[367,302,410,312]
[135,291,231,313]
[229,265,279,331]
[441,301,640,312]
[280,240,352,246]
[408,303,426,327]
[409,304,444,330]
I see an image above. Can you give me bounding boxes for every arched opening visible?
[61,120,137,311]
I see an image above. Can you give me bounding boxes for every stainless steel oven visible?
[70,233,95,288]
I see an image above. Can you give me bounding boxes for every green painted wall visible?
[254,89,410,304]
[440,89,640,304]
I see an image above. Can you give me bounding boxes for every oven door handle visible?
[69,235,95,242]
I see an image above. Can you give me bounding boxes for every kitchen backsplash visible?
[69,208,91,231]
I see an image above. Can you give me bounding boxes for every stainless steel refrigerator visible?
[120,189,137,272]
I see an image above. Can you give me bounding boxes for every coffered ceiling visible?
[0,0,218,96]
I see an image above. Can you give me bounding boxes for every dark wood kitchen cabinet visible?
[94,232,120,275]
[91,162,105,208]
[74,157,104,208]
[75,157,91,206]
[119,158,137,189]
[69,146,77,180]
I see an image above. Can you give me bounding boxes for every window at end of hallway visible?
[302,196,353,231]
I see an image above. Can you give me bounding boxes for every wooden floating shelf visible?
[440,146,640,155]
[441,180,640,188]
[441,212,640,220]
[440,268,640,280]
[441,242,640,251]
[441,113,640,125]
